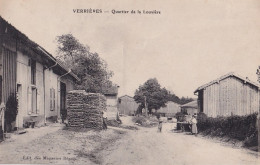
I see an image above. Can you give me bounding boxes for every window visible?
[28,86,39,114]
[31,59,36,85]
[32,88,37,113]
[50,88,55,111]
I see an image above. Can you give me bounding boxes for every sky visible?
[0,0,260,98]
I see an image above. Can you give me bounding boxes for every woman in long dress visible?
[190,115,198,135]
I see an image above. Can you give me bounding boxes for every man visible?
[103,110,108,130]
[157,114,163,132]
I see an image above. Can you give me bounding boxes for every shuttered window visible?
[28,86,38,114]
[32,88,37,114]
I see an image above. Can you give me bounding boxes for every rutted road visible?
[102,116,259,165]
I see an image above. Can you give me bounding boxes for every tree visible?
[134,78,170,115]
[56,34,113,93]
[179,97,194,105]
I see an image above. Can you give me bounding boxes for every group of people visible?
[158,114,198,135]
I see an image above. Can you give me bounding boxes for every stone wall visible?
[67,90,106,130]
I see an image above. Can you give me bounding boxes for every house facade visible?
[118,95,139,116]
[103,85,119,120]
[0,17,79,132]
[194,72,260,117]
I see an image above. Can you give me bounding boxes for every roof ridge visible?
[194,72,260,93]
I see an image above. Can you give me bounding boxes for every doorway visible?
[60,82,66,122]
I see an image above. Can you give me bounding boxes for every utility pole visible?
[144,96,148,117]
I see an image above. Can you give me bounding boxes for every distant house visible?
[103,85,119,120]
[0,17,79,134]
[118,95,139,116]
[155,101,181,117]
[180,100,198,115]
[194,72,260,117]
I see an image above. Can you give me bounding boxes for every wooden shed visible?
[180,100,198,115]
[194,72,260,117]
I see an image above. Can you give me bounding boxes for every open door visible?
[60,82,66,122]
[16,84,22,128]
[198,90,204,113]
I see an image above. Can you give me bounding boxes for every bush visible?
[132,116,158,127]
[197,112,258,148]
[4,94,18,132]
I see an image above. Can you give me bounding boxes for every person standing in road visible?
[190,114,198,136]
[158,115,163,132]
[103,110,108,130]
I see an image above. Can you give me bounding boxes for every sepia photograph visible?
[0,0,259,164]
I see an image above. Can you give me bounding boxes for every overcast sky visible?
[1,0,260,98]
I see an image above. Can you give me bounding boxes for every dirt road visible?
[0,116,259,165]
[102,116,259,165]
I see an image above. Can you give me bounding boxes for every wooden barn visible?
[118,95,139,116]
[194,72,260,117]
[180,100,198,115]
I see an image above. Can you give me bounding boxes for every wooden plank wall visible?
[203,76,259,117]
[2,47,17,104]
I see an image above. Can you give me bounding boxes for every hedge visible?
[197,112,258,147]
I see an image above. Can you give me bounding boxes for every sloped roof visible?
[194,72,260,93]
[180,100,198,108]
[119,95,133,99]
[0,16,79,82]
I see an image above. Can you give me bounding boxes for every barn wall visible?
[118,96,139,115]
[203,76,259,117]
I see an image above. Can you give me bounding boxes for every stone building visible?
[0,17,79,134]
